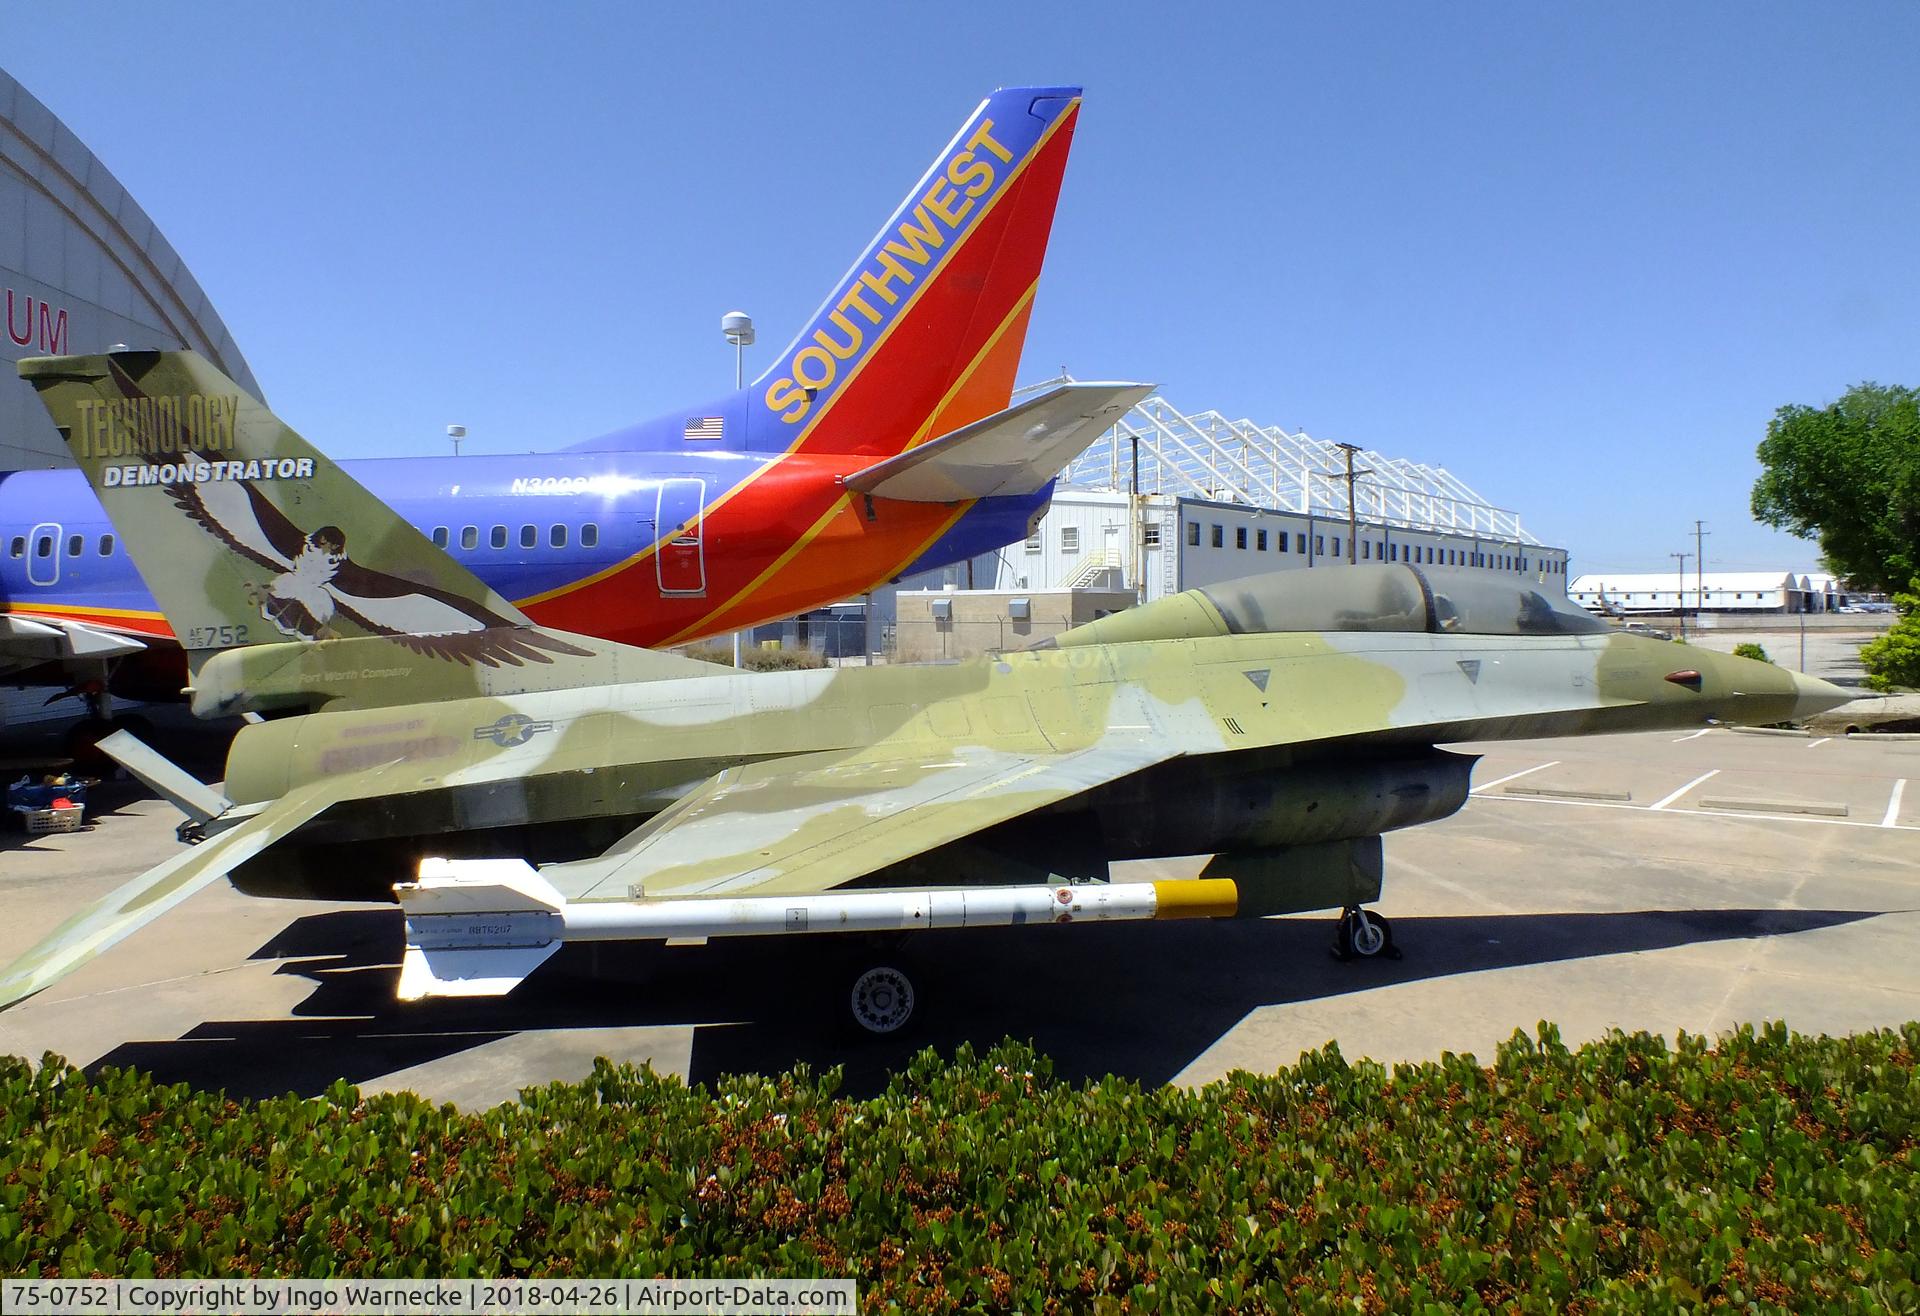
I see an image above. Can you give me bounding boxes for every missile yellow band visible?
[1153,878,1239,920]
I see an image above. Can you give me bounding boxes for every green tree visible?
[1860,577,1920,692]
[1751,382,1920,592]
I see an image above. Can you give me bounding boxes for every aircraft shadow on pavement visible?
[86,904,1882,1101]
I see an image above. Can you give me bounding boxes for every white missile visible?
[395,857,1238,1000]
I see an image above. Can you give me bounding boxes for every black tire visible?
[844,962,918,1038]
[1332,908,1399,961]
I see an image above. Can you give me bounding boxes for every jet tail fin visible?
[19,350,596,678]
[748,87,1083,458]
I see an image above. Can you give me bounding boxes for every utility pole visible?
[1670,551,1690,638]
[1312,442,1371,564]
[1338,443,1366,564]
[1693,520,1709,626]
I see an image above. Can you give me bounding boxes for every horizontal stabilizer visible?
[842,382,1152,503]
[95,729,232,825]
[0,778,344,1012]
[0,613,147,665]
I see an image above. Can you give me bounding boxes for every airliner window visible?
[98,535,114,556]
[550,524,568,548]
[460,526,478,550]
[431,526,449,548]
[8,537,22,558]
[490,525,508,550]
[35,536,51,557]
[520,524,537,549]
[580,523,598,548]
[67,534,83,558]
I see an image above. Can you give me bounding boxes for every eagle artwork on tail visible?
[168,477,591,666]
[256,524,350,639]
[99,361,590,667]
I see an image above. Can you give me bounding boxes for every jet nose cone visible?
[1790,671,1856,721]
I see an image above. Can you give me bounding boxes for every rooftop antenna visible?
[721,311,755,388]
[447,424,467,457]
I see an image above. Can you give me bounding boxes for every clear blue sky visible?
[5,2,1915,574]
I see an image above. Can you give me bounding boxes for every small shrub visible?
[3,1025,1916,1306]
[1861,578,1920,691]
[1733,641,1773,663]
[680,643,829,672]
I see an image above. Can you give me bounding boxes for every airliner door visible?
[655,479,706,596]
[26,522,60,587]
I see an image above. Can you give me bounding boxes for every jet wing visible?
[546,737,1181,902]
[841,382,1152,503]
[0,774,355,1012]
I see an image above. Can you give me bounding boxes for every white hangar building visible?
[1569,571,1842,616]
[988,379,1569,603]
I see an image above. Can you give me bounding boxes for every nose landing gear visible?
[1332,905,1399,961]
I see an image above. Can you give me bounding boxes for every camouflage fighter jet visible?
[0,351,1854,1033]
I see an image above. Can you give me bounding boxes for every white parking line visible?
[1672,727,1715,742]
[1470,761,1559,794]
[1886,779,1909,829]
[1807,737,1832,749]
[1479,791,1920,833]
[1650,769,1720,811]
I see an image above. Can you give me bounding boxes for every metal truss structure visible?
[1027,376,1537,545]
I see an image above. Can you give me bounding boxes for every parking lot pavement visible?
[0,726,1913,1105]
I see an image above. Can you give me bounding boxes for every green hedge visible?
[4,1024,1915,1310]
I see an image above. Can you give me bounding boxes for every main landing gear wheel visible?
[846,964,917,1037]
[1332,906,1399,962]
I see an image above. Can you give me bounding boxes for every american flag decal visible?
[683,416,724,440]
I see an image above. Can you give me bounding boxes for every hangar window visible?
[67,534,83,558]
[8,536,22,558]
[98,534,114,556]
[1186,522,1199,547]
[431,526,449,548]
[1143,523,1161,548]
[1211,524,1223,548]
[1314,535,1324,556]
[1332,537,1342,558]
[460,526,478,550]
[550,524,568,548]
[1235,526,1247,550]
[1256,528,1267,551]
[580,523,599,548]
[520,525,537,549]
[1025,528,1042,552]
[1277,531,1289,553]
[1060,526,1079,554]
[490,525,508,550]
[1363,541,1372,561]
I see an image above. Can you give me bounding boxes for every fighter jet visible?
[0,351,1854,1032]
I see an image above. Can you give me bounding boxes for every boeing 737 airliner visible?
[1,86,1138,730]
